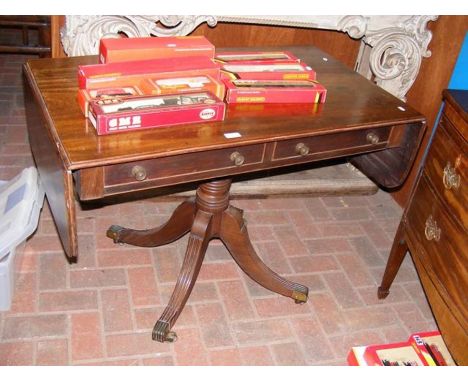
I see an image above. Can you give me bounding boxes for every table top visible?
[24,46,425,171]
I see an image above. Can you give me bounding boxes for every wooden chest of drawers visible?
[379,89,467,365]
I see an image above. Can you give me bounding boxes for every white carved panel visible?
[61,15,438,100]
[61,16,217,57]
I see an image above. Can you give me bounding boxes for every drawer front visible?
[444,100,468,142]
[272,126,391,161]
[425,118,467,228]
[406,175,468,321]
[104,143,266,188]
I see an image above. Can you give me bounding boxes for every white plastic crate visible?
[0,249,17,311]
[0,167,44,310]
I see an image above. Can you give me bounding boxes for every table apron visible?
[75,124,399,200]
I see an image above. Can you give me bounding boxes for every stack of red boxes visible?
[77,36,328,135]
[215,50,327,104]
[77,36,226,135]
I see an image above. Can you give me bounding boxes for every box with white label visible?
[223,79,327,104]
[88,92,226,135]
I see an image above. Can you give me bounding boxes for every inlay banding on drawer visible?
[272,127,392,162]
[103,143,267,190]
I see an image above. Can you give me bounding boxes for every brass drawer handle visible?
[443,162,460,190]
[131,165,147,181]
[230,151,245,166]
[425,215,441,242]
[366,132,380,144]
[295,142,310,156]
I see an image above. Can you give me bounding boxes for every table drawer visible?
[272,126,392,161]
[104,143,266,189]
[406,175,468,320]
[425,117,467,228]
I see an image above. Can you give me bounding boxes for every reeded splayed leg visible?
[106,198,196,247]
[220,206,308,304]
[153,179,231,342]
[153,210,213,342]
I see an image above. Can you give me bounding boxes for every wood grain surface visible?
[25,46,424,170]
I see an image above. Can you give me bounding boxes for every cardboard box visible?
[140,75,226,100]
[347,330,457,366]
[99,36,215,63]
[223,79,327,104]
[363,341,428,366]
[409,331,456,366]
[77,85,144,117]
[226,102,321,119]
[77,77,226,117]
[88,92,225,135]
[221,61,316,81]
[215,50,300,64]
[78,56,220,89]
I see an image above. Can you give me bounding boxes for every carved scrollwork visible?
[130,15,218,37]
[368,32,421,97]
[363,16,437,100]
[61,15,217,56]
[337,15,368,39]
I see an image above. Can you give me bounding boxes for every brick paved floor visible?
[0,53,438,366]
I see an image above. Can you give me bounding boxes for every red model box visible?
[77,85,144,117]
[88,92,225,135]
[99,36,215,63]
[77,75,226,117]
[223,79,327,104]
[363,341,428,366]
[227,102,321,119]
[140,75,226,100]
[215,50,300,64]
[221,60,316,81]
[408,331,456,366]
[78,56,220,89]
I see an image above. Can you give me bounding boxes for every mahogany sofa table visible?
[23,46,426,343]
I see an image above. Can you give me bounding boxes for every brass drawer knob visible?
[425,215,441,242]
[443,162,460,190]
[131,165,147,181]
[230,151,245,166]
[295,142,310,156]
[366,132,380,144]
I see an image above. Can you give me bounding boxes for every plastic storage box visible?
[0,167,44,311]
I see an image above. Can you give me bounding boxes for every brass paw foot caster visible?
[165,331,178,343]
[377,286,390,300]
[106,225,124,244]
[152,320,178,343]
[292,289,309,304]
